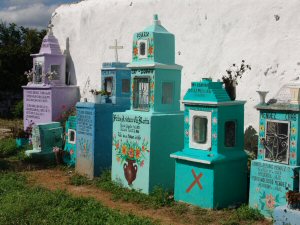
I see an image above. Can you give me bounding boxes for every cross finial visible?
[109,39,123,62]
[47,22,54,35]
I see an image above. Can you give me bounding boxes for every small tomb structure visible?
[249,85,300,217]
[75,61,131,178]
[23,25,79,130]
[171,78,248,208]
[25,122,63,160]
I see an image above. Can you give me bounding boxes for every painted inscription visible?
[77,109,93,159]
[112,114,150,185]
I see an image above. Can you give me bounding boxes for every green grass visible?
[0,172,156,225]
[94,170,174,209]
[0,138,18,157]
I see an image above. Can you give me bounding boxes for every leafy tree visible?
[0,21,46,93]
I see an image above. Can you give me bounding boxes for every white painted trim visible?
[189,110,212,150]
[170,154,211,164]
[68,129,76,144]
[182,100,246,106]
[127,63,183,70]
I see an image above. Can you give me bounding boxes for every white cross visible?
[109,39,123,62]
[48,22,54,34]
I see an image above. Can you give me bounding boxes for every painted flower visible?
[291,152,296,159]
[142,145,146,152]
[83,143,87,153]
[255,187,260,192]
[116,156,121,162]
[133,47,138,56]
[265,194,275,209]
[291,141,296,147]
[128,147,134,158]
[259,149,264,154]
[115,142,120,150]
[151,95,154,103]
[148,46,154,55]
[254,203,258,209]
[292,127,297,135]
[122,144,127,155]
[70,149,74,155]
[212,133,217,139]
[151,82,155,89]
[212,117,218,124]
[185,130,189,136]
[141,160,144,167]
[185,116,189,123]
[259,125,265,132]
[136,147,141,159]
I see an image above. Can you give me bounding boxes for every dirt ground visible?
[24,168,272,225]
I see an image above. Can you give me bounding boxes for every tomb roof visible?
[143,14,169,33]
[32,28,62,56]
[183,78,233,104]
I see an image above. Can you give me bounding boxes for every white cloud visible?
[0,3,57,29]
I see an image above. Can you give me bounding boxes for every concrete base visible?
[274,205,300,225]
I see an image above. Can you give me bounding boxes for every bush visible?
[69,173,92,186]
[244,125,258,157]
[0,138,17,157]
[12,100,23,118]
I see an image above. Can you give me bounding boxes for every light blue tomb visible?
[171,78,248,209]
[111,15,183,194]
[75,62,131,178]
[249,86,300,217]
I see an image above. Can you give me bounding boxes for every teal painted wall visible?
[63,116,77,166]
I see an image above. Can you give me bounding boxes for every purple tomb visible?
[23,26,79,130]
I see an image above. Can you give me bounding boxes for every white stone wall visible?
[52,0,300,129]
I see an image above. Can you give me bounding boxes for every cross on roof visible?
[48,22,54,34]
[109,39,123,62]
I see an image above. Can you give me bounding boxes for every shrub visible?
[244,125,258,158]
[12,100,23,118]
[0,138,17,157]
[235,205,264,221]
[69,173,92,186]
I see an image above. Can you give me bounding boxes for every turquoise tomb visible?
[75,61,131,178]
[63,116,77,166]
[171,78,248,209]
[25,122,63,160]
[111,15,183,194]
[249,86,300,217]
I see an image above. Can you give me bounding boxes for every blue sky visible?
[0,0,76,29]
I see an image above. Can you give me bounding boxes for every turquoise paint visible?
[249,105,300,217]
[16,138,29,148]
[75,62,131,178]
[63,116,77,166]
[25,122,63,161]
[111,15,183,194]
[171,78,248,209]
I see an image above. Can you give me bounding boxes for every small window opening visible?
[193,116,208,144]
[162,82,174,104]
[225,121,236,147]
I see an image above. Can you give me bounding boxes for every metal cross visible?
[109,39,123,62]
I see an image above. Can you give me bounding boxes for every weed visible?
[69,173,92,186]
[91,170,174,208]
[172,202,189,215]
[235,204,264,221]
[0,138,17,157]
